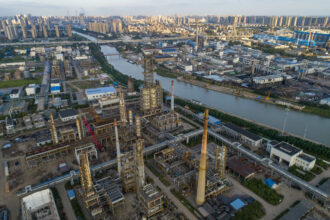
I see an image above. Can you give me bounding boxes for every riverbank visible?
[89,41,330,161]
[177,77,330,118]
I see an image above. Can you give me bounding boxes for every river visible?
[74,31,330,146]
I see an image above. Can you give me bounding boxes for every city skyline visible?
[0,0,329,16]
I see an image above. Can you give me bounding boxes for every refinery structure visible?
[12,53,234,219]
[1,12,330,220]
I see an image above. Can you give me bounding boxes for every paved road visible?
[37,62,50,111]
[73,61,82,80]
[145,167,198,220]
[56,182,77,220]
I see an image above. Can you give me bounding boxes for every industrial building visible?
[21,188,60,220]
[222,123,262,148]
[50,79,61,94]
[140,55,163,117]
[269,142,316,171]
[85,86,117,101]
[58,109,78,122]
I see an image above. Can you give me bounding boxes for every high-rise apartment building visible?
[66,24,72,38]
[55,25,60,38]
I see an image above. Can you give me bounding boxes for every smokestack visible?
[196,109,209,205]
[76,117,82,140]
[129,110,133,126]
[114,119,121,177]
[50,112,58,144]
[119,89,127,126]
[171,80,174,111]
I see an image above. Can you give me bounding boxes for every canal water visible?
[75,32,330,146]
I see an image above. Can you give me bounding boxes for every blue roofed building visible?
[230,198,246,211]
[265,178,278,189]
[196,113,221,125]
[67,189,75,200]
[85,86,117,101]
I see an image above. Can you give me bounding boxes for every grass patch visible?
[288,166,315,181]
[311,166,323,175]
[316,159,329,169]
[243,178,283,205]
[231,200,265,220]
[0,78,41,89]
[51,187,67,220]
[71,198,85,220]
[71,80,102,89]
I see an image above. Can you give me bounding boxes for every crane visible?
[81,117,104,152]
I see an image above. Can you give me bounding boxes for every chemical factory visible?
[5,52,235,220]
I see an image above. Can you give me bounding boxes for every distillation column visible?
[114,119,121,177]
[135,115,145,190]
[196,109,209,205]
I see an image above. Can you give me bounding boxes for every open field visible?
[0,78,42,89]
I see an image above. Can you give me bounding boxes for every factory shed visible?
[279,200,314,220]
[230,198,246,211]
[227,158,256,180]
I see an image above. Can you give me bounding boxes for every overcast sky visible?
[0,0,329,16]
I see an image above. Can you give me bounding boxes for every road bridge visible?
[0,36,194,47]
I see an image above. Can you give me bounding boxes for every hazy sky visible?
[0,0,329,16]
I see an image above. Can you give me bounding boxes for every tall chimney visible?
[171,80,174,111]
[49,112,58,144]
[196,108,209,205]
[114,119,121,177]
[129,110,133,126]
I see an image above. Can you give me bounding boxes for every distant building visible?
[9,89,21,99]
[50,79,61,94]
[66,24,72,38]
[21,188,60,220]
[320,97,330,106]
[25,84,38,96]
[154,55,175,64]
[55,25,60,38]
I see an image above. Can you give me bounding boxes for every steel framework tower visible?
[49,112,58,144]
[196,109,209,205]
[214,145,227,178]
[135,116,145,190]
